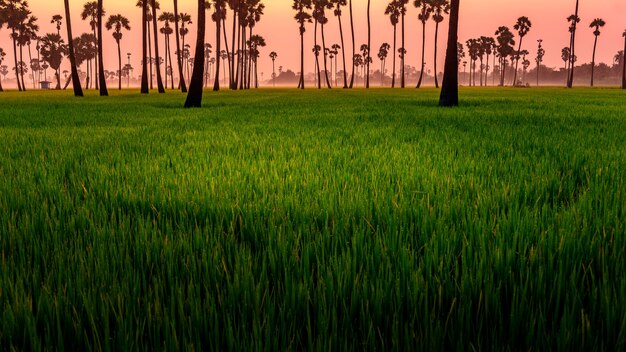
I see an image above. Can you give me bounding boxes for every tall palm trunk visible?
[366,0,371,88]
[479,56,484,86]
[321,23,331,89]
[230,8,237,89]
[174,0,187,92]
[439,0,459,107]
[567,0,579,88]
[485,52,490,87]
[590,34,598,87]
[298,10,305,89]
[92,25,98,89]
[97,0,108,95]
[513,37,523,86]
[151,0,165,93]
[116,39,122,90]
[164,32,168,88]
[622,35,626,89]
[213,6,221,91]
[314,20,321,89]
[18,44,26,91]
[168,35,175,89]
[392,24,397,88]
[247,28,253,89]
[65,0,84,97]
[141,0,149,93]
[222,18,231,86]
[28,44,35,89]
[416,19,426,88]
[348,0,355,88]
[185,0,206,108]
[147,16,154,89]
[11,32,21,91]
[337,8,347,88]
[401,9,405,88]
[434,21,441,88]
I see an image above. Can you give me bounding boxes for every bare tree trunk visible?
[184,0,206,108]
[401,10,405,88]
[151,0,165,93]
[348,0,355,88]
[141,0,149,93]
[590,35,598,87]
[513,37,523,86]
[11,31,22,91]
[174,0,187,92]
[213,6,221,91]
[417,20,426,88]
[65,0,84,96]
[366,0,370,88]
[98,0,108,95]
[321,23,332,89]
[392,25,397,88]
[337,9,348,88]
[439,0,459,107]
[117,40,122,90]
[434,21,440,88]
[567,0,579,88]
[622,36,626,89]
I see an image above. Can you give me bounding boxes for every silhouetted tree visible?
[385,0,400,88]
[495,26,515,86]
[439,0,459,107]
[431,0,449,88]
[513,16,531,86]
[141,0,149,93]
[414,0,431,88]
[589,18,605,87]
[378,42,390,86]
[185,0,206,107]
[0,48,6,91]
[348,0,355,87]
[293,0,312,89]
[269,50,277,86]
[106,14,130,90]
[64,1,82,95]
[81,1,101,90]
[158,11,175,88]
[40,33,66,90]
[331,0,347,87]
[535,39,544,86]
[173,0,187,91]
[366,0,370,88]
[567,0,579,88]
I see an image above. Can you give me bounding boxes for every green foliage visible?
[0,88,625,350]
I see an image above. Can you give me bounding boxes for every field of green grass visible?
[0,88,625,350]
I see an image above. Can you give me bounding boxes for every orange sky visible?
[2,0,626,84]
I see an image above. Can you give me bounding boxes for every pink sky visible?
[1,0,625,83]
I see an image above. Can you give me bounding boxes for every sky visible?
[1,0,625,84]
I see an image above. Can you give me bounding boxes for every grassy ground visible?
[0,88,625,350]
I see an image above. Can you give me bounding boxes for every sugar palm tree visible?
[212,0,225,91]
[81,1,102,90]
[52,14,62,35]
[567,0,580,88]
[589,18,605,87]
[293,0,313,89]
[439,0,459,107]
[150,0,165,93]
[40,33,66,90]
[185,0,206,108]
[313,0,332,89]
[173,0,187,92]
[0,48,6,92]
[378,43,390,86]
[331,43,340,86]
[399,0,408,88]
[561,46,570,83]
[330,0,347,87]
[414,0,431,88]
[430,0,449,88]
[140,0,148,93]
[366,0,370,88]
[385,0,400,88]
[512,16,531,86]
[269,51,277,86]
[4,0,31,91]
[348,0,355,87]
[622,30,626,89]
[96,0,108,95]
[106,14,130,90]
[158,11,175,88]
[63,0,83,96]
[495,26,515,86]
[535,39,544,86]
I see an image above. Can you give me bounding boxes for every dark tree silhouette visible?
[293,0,312,89]
[622,30,626,89]
[348,0,355,87]
[385,1,400,88]
[431,0,449,88]
[366,0,370,88]
[414,0,431,88]
[495,26,515,86]
[96,0,108,95]
[0,49,5,92]
[535,39,544,86]
[184,0,206,108]
[141,0,149,93]
[331,0,348,88]
[158,12,175,88]
[81,2,101,90]
[173,0,187,92]
[567,0,579,88]
[212,0,225,91]
[150,0,165,93]
[313,0,332,89]
[589,18,605,87]
[269,51,277,86]
[64,0,83,96]
[439,0,459,107]
[378,43,390,86]
[106,14,130,90]
[512,16,531,86]
[399,0,408,88]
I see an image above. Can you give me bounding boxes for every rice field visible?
[0,88,625,350]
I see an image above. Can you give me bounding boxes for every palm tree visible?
[589,18,605,87]
[269,51,277,86]
[173,0,187,92]
[150,0,165,93]
[495,26,515,86]
[96,0,108,95]
[40,33,66,90]
[0,49,6,92]
[622,30,626,89]
[385,1,400,88]
[330,0,347,87]
[312,44,321,88]
[313,0,332,89]
[52,14,63,35]
[348,0,355,88]
[4,0,31,91]
[141,0,149,93]
[535,39,544,86]
[248,34,265,87]
[105,14,130,90]
[561,46,570,83]
[81,1,102,90]
[399,0,408,88]
[293,0,313,89]
[366,0,371,88]
[481,37,495,86]
[331,43,340,86]
[185,0,206,108]
[378,43,390,86]
[567,0,579,88]
[212,0,225,91]
[512,16,531,86]
[63,0,83,96]
[430,0,449,88]
[439,0,459,107]
[414,0,431,88]
[158,12,175,88]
